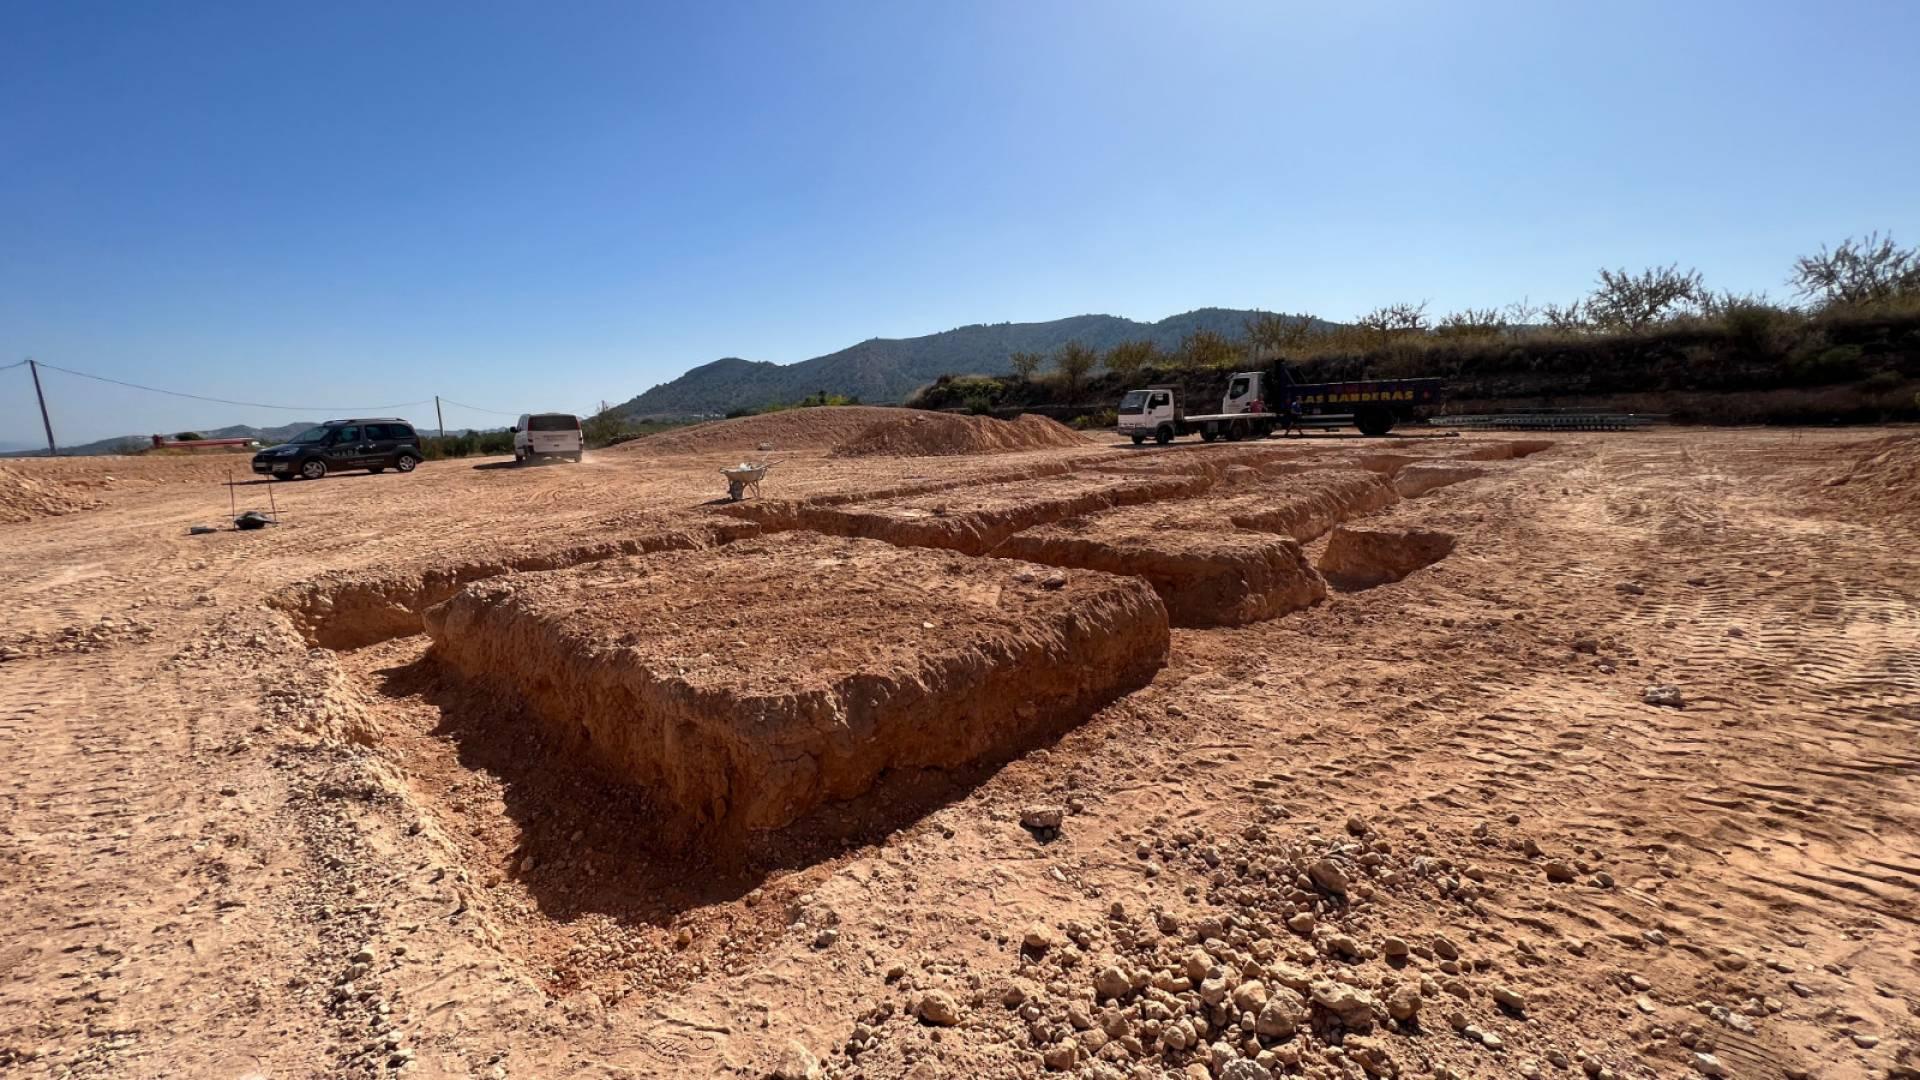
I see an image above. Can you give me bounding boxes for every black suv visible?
[251,419,424,481]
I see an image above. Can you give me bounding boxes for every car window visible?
[1150,393,1169,408]
[528,414,577,432]
[1229,377,1250,397]
[332,426,359,443]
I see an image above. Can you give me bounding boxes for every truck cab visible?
[1116,386,1183,444]
[1222,371,1270,415]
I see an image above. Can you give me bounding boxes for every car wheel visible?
[299,458,327,481]
[395,453,419,473]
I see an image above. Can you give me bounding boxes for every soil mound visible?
[830,412,1092,458]
[619,406,907,455]
[1823,435,1920,521]
[422,533,1168,836]
[0,464,101,524]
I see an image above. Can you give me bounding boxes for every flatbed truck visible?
[1115,364,1446,444]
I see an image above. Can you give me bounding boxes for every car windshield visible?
[289,426,332,443]
[528,414,578,431]
[1117,391,1150,415]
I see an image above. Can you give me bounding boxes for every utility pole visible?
[434,395,445,439]
[27,358,56,456]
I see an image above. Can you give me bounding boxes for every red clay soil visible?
[1452,437,1555,461]
[420,532,1169,835]
[721,473,1212,555]
[1820,433,1920,524]
[272,513,759,649]
[616,406,909,454]
[1317,523,1457,589]
[829,412,1092,457]
[993,518,1326,627]
[1392,461,1489,498]
[1212,468,1402,542]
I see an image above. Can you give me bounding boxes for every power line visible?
[436,395,519,417]
[0,358,29,371]
[31,359,433,413]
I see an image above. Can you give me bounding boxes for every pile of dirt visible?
[1318,524,1456,589]
[830,412,1092,458]
[1823,434,1920,520]
[422,533,1168,836]
[617,406,908,454]
[0,464,100,524]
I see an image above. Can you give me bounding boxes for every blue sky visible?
[3,0,1916,445]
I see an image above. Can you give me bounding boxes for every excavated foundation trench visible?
[721,473,1211,555]
[421,533,1170,838]
[1317,524,1458,590]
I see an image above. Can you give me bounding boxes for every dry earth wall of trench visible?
[721,474,1212,555]
[268,516,760,650]
[420,536,1172,837]
[993,525,1326,627]
[984,470,1402,626]
[1318,524,1459,590]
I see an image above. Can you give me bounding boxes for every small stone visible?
[1023,924,1055,952]
[1386,985,1421,1022]
[1308,859,1348,895]
[772,1040,822,1080]
[1381,936,1410,959]
[915,990,961,1026]
[812,926,838,949]
[1432,934,1460,960]
[1643,929,1670,946]
[1851,1033,1880,1049]
[1493,985,1528,1013]
[1544,861,1577,883]
[1020,806,1065,831]
[1041,1040,1079,1070]
[1287,911,1315,934]
[1093,966,1132,1001]
[1643,685,1685,708]
[1692,1052,1728,1077]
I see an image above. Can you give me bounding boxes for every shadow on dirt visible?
[364,649,1023,926]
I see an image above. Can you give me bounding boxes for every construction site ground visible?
[1,424,1917,1080]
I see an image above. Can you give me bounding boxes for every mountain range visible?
[0,422,321,458]
[616,308,1320,417]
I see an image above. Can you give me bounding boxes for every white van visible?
[513,413,584,463]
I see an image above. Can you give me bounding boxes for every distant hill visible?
[1,421,321,458]
[617,309,1328,417]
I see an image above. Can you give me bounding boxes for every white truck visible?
[1116,363,1446,444]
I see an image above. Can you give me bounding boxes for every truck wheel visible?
[1225,421,1245,442]
[1200,428,1218,443]
[1131,433,1146,446]
[1355,407,1395,437]
[1155,425,1173,445]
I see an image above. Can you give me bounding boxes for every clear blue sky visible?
[4,0,1916,446]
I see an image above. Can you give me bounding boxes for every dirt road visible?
[1,428,1915,1080]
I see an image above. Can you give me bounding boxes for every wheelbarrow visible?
[721,461,775,501]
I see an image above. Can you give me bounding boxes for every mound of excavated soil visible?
[0,464,99,524]
[617,407,908,455]
[722,473,1211,555]
[271,513,759,650]
[995,520,1326,627]
[830,412,1093,458]
[1823,435,1920,522]
[1318,524,1456,590]
[422,533,1168,835]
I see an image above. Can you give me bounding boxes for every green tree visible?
[1052,340,1098,397]
[1584,265,1705,333]
[1434,308,1506,339]
[1176,329,1242,371]
[1008,350,1043,381]
[1102,340,1160,382]
[1791,232,1920,310]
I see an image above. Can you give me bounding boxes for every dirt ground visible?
[1,426,1917,1080]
